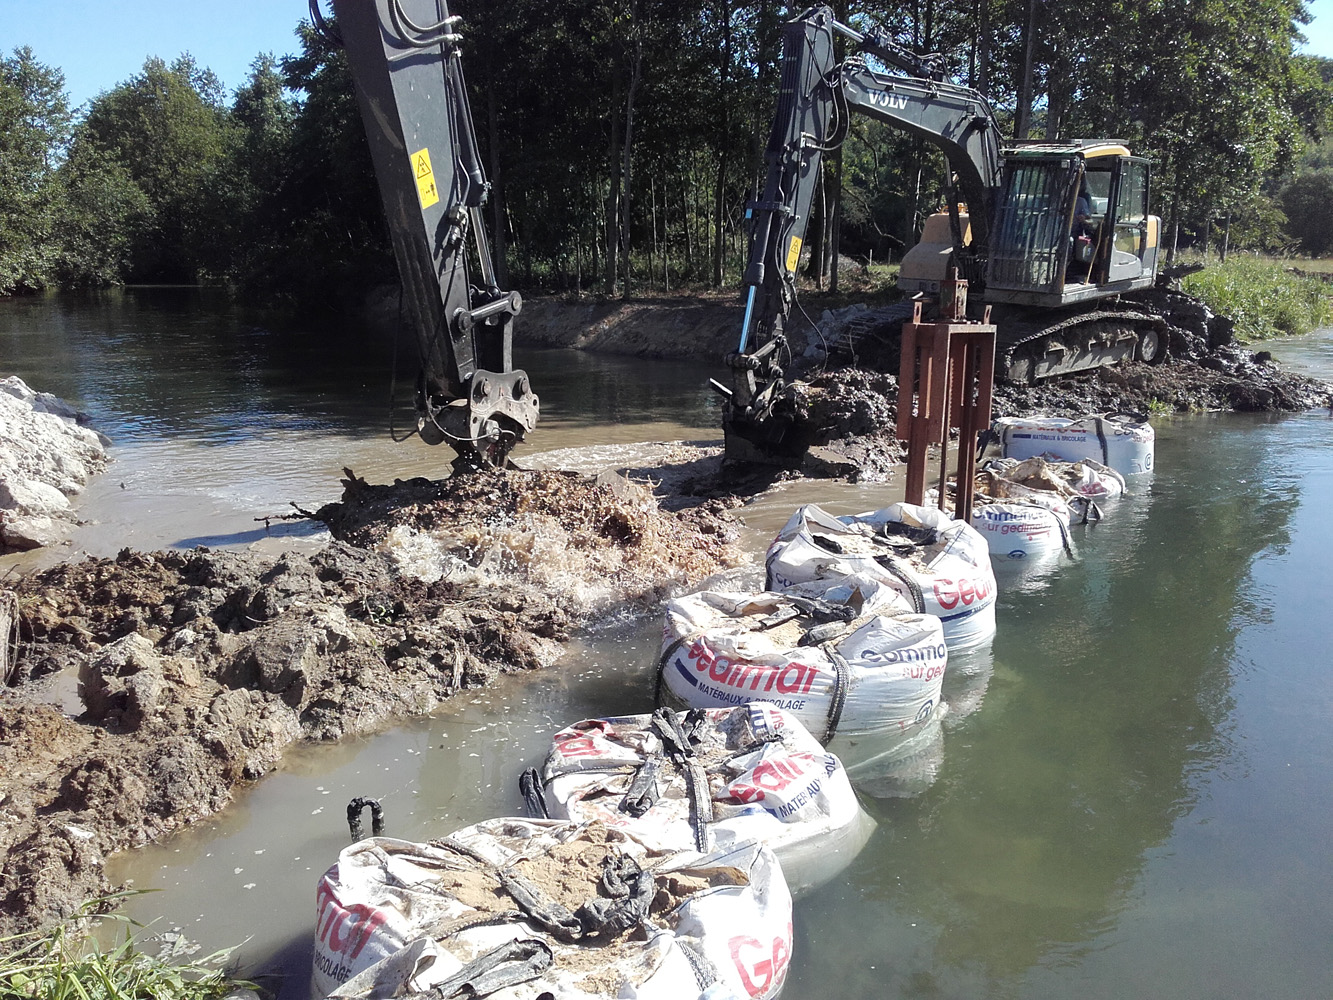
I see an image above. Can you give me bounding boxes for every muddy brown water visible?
[4,290,1333,999]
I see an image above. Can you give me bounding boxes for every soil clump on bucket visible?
[0,468,743,936]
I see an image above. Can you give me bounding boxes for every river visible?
[3,289,1332,999]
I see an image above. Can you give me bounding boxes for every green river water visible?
[2,289,1331,999]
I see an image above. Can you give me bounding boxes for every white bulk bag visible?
[313,818,792,1000]
[656,589,945,744]
[991,412,1154,475]
[531,703,873,892]
[970,493,1072,560]
[766,502,997,649]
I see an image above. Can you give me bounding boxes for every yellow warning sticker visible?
[411,147,440,209]
[785,236,803,273]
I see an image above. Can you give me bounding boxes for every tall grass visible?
[0,897,254,1000]
[1180,255,1333,341]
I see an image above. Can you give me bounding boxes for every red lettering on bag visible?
[316,883,388,962]
[729,926,793,998]
[934,575,991,610]
[553,735,599,757]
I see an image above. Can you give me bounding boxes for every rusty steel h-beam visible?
[895,273,997,521]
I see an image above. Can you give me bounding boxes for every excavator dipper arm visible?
[330,0,538,468]
[724,4,1000,458]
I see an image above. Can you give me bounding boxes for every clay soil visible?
[0,469,743,936]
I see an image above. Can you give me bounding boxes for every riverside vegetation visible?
[4,0,1333,305]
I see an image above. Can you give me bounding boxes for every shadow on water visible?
[783,413,1303,998]
[172,519,327,549]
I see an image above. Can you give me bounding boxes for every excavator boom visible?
[330,0,538,467]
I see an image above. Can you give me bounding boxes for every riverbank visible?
[0,468,743,936]
[513,287,1332,421]
[1,285,1330,943]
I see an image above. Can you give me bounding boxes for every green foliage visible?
[1181,255,1333,340]
[0,47,71,294]
[1279,169,1333,256]
[69,55,233,281]
[0,897,253,1000]
[5,0,1331,297]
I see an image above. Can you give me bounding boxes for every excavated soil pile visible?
[0,470,743,936]
[314,468,742,612]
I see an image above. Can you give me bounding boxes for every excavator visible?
[327,1,1162,470]
[722,4,1167,460]
[324,0,538,469]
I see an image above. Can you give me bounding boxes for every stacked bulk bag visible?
[528,704,873,892]
[657,588,947,743]
[766,502,997,649]
[314,818,792,1000]
[991,412,1154,475]
[986,455,1125,500]
[968,481,1074,561]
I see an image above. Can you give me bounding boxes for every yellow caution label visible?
[411,147,440,209]
[785,236,803,273]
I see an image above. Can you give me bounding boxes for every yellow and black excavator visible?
[722,5,1168,460]
[329,1,1165,469]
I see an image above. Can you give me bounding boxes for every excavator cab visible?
[985,142,1159,306]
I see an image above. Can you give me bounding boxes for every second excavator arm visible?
[722,4,1001,459]
[330,0,538,468]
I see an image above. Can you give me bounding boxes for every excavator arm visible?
[723,4,1000,459]
[329,0,538,468]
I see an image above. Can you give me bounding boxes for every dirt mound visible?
[0,470,744,936]
[315,468,742,613]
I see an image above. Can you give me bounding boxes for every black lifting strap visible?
[401,937,554,1000]
[621,755,663,818]
[648,707,714,852]
[572,853,656,939]
[822,646,852,742]
[872,550,928,612]
[497,851,655,944]
[518,767,549,819]
[653,632,697,706]
[347,797,385,841]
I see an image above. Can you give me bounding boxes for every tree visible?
[0,47,71,293]
[71,55,233,281]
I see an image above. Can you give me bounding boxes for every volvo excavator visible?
[723,4,1168,460]
[325,0,538,468]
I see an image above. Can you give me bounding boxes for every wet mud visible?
[0,469,743,936]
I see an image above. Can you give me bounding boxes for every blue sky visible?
[6,0,1333,110]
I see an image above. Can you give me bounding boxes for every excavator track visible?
[991,306,1169,384]
[817,300,1168,386]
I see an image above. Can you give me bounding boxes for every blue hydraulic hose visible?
[738,285,757,353]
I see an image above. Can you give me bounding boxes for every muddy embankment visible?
[517,286,1332,477]
[0,469,743,936]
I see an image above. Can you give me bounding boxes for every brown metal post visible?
[895,282,996,515]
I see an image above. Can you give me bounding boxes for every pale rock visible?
[0,513,66,550]
[0,477,71,515]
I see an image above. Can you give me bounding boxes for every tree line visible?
[2,0,1331,302]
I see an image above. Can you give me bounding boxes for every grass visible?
[1179,254,1333,341]
[0,897,255,1000]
